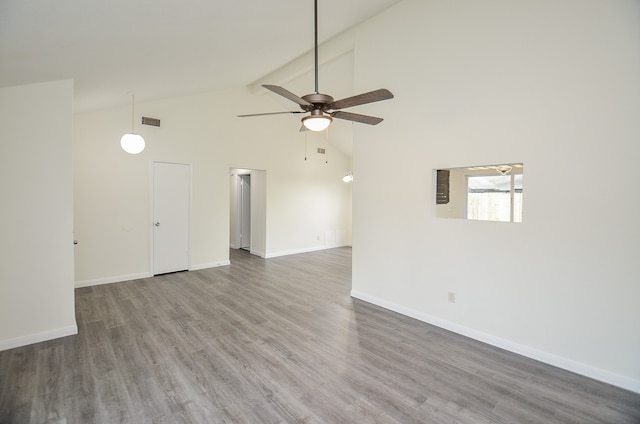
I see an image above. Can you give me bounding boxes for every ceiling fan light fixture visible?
[496,165,513,176]
[302,113,332,132]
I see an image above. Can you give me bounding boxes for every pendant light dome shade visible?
[120,133,145,154]
[121,93,145,154]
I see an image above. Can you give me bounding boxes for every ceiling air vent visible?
[141,116,160,127]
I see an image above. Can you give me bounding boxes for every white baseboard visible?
[75,261,233,288]
[190,260,230,271]
[265,244,349,259]
[350,290,640,394]
[249,249,266,258]
[0,325,78,351]
[75,272,152,288]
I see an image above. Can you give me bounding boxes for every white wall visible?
[74,80,353,284]
[249,169,267,257]
[0,80,77,349]
[351,0,640,392]
[74,92,231,284]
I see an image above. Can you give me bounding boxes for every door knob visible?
[154,222,160,227]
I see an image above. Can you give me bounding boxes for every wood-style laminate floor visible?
[1,247,639,423]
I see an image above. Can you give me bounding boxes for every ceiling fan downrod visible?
[314,0,319,94]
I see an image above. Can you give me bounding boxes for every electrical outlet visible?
[448,292,456,303]
[316,235,320,241]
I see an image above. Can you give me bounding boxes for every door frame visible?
[239,173,251,250]
[230,169,252,250]
[150,161,192,274]
[229,168,267,257]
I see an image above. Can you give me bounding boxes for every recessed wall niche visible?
[435,164,523,222]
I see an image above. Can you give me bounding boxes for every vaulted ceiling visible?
[0,0,403,113]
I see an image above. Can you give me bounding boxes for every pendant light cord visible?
[131,93,135,133]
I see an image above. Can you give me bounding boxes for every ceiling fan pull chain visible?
[325,127,329,164]
[304,131,308,161]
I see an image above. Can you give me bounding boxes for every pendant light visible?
[120,93,145,154]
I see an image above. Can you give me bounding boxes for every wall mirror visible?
[435,163,523,222]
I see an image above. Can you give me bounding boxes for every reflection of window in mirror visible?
[435,164,523,222]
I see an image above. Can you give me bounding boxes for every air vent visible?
[141,116,160,127]
[317,148,326,154]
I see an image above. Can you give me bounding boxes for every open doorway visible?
[229,168,267,257]
[238,173,251,250]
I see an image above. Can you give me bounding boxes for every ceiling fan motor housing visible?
[301,93,334,111]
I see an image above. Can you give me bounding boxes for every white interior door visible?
[153,162,190,275]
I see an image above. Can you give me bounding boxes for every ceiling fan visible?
[238,0,394,132]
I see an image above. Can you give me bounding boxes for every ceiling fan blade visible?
[326,88,394,110]
[331,111,384,125]
[263,85,312,107]
[237,111,305,117]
